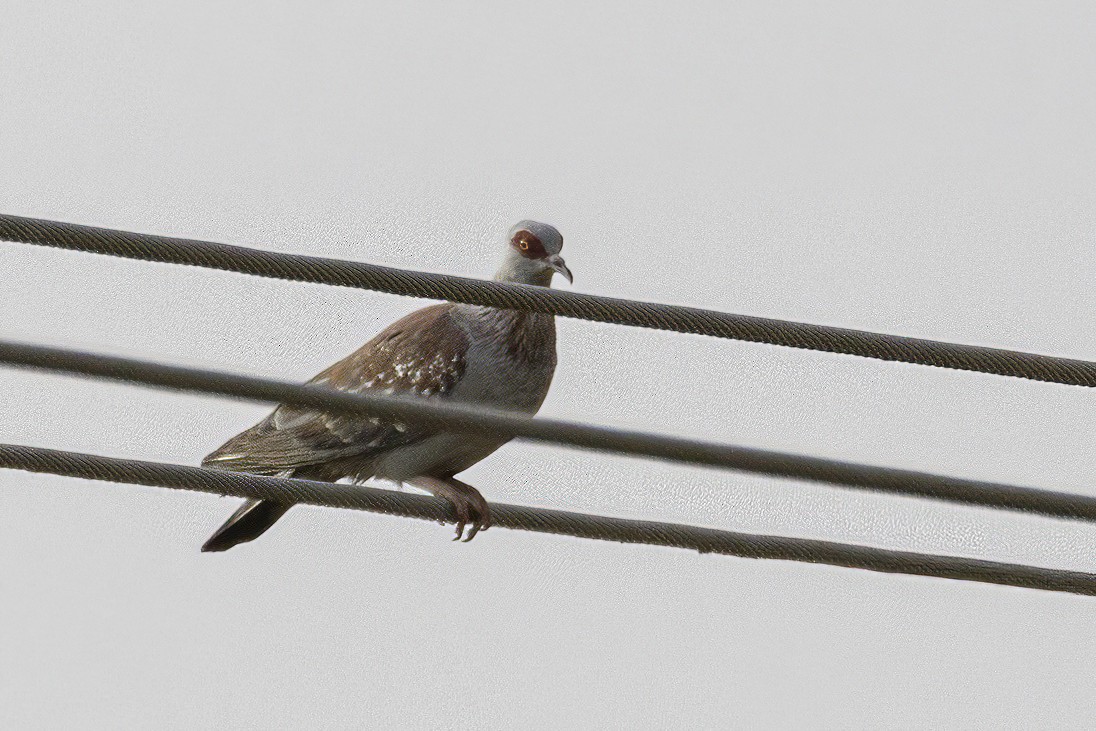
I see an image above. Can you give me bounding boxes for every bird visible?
[199,220,572,552]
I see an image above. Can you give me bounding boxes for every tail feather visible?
[201,499,291,553]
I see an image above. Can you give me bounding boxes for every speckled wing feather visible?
[202,303,468,476]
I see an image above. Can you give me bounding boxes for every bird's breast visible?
[450,307,558,414]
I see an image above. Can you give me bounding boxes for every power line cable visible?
[2,212,1092,388]
[3,443,1094,596]
[3,339,1095,524]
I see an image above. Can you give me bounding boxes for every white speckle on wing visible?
[274,411,313,430]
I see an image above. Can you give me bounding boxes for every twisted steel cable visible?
[3,443,1095,596]
[4,340,1096,524]
[2,213,1093,387]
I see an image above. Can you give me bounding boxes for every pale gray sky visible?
[2,1,1095,728]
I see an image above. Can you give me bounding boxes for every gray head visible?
[493,220,573,287]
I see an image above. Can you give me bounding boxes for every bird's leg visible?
[406,476,492,542]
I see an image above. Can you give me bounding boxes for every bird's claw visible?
[447,486,490,542]
[449,499,466,541]
[409,476,491,542]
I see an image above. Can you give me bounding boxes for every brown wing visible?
[202,303,468,476]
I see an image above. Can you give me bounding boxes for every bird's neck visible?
[493,257,554,287]
[463,252,557,363]
[460,305,557,366]
[458,256,558,363]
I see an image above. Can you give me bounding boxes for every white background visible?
[2,2,1094,728]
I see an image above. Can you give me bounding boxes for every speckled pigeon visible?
[200,221,572,551]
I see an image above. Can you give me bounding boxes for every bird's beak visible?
[547,254,573,284]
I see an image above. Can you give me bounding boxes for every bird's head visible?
[494,220,573,287]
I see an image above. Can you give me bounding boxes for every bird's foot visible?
[406,476,492,541]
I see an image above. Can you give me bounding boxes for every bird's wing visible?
[202,303,468,475]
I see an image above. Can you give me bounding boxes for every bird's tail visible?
[201,499,292,553]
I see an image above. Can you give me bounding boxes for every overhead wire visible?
[2,212,1093,387]
[3,339,1096,524]
[4,213,1093,597]
[4,443,1095,596]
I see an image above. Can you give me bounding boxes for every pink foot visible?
[407,476,492,541]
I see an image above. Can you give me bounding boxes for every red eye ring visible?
[512,230,545,258]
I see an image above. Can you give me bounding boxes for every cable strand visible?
[3,443,1095,596]
[2,213,1093,387]
[3,339,1096,525]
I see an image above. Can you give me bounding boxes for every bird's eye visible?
[512,230,544,258]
